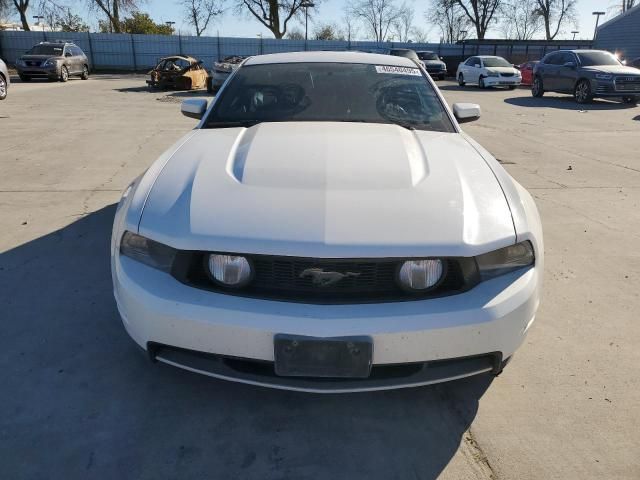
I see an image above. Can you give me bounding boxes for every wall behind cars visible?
[0,30,593,73]
[594,3,640,61]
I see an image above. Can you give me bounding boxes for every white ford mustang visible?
[111,51,543,393]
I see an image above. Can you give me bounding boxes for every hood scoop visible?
[225,122,429,190]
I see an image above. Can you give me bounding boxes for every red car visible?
[517,61,539,86]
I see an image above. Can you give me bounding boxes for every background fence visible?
[0,30,594,73]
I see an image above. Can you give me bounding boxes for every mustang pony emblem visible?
[299,268,361,287]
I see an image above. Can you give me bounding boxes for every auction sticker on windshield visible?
[375,65,421,76]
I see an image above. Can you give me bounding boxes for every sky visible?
[16,0,624,42]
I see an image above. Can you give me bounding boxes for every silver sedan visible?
[0,58,9,100]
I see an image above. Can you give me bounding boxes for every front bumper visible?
[16,65,59,78]
[484,76,521,86]
[113,251,540,391]
[593,79,640,97]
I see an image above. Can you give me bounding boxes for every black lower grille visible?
[172,252,479,304]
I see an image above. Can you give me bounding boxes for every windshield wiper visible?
[205,120,263,129]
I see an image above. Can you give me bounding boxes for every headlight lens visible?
[595,73,613,80]
[397,259,444,291]
[207,254,252,287]
[120,231,176,273]
[476,241,534,281]
[42,59,56,67]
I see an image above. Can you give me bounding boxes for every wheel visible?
[206,77,214,93]
[478,76,486,89]
[574,79,592,104]
[532,76,544,97]
[508,85,516,90]
[439,74,446,81]
[458,73,465,86]
[81,65,89,80]
[60,66,69,82]
[19,74,31,82]
[622,96,637,105]
[0,74,6,100]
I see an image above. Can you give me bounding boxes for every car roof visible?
[244,51,416,67]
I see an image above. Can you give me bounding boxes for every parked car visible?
[15,41,89,82]
[0,58,9,100]
[628,57,640,69]
[416,51,447,80]
[516,61,539,86]
[207,55,246,93]
[532,49,640,104]
[112,51,543,393]
[387,48,426,69]
[456,55,522,89]
[147,56,208,90]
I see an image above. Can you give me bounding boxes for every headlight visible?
[397,259,444,291]
[42,59,56,67]
[120,231,176,273]
[206,254,252,287]
[595,73,612,80]
[476,241,534,281]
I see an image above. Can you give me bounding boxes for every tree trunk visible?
[112,0,121,33]
[13,0,31,31]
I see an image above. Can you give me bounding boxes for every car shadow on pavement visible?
[504,95,637,111]
[438,84,515,93]
[0,205,493,480]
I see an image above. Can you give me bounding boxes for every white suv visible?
[457,55,522,89]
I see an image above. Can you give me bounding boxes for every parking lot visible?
[1,75,639,479]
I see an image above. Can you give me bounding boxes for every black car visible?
[416,51,447,80]
[15,40,90,82]
[532,49,640,104]
[387,49,426,70]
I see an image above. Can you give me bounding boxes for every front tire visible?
[622,96,637,105]
[574,79,592,104]
[0,74,6,100]
[19,74,31,82]
[532,76,544,97]
[458,73,465,86]
[60,66,69,82]
[439,74,446,81]
[508,85,516,90]
[81,65,89,80]
[479,76,486,89]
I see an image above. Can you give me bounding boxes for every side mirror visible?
[453,103,481,124]
[563,61,576,68]
[181,98,208,120]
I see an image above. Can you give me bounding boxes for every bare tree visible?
[622,0,635,12]
[455,0,501,39]
[286,27,304,38]
[341,9,359,41]
[428,0,470,43]
[180,0,224,36]
[391,4,414,42]
[86,0,140,33]
[12,0,31,30]
[1,0,12,20]
[499,0,542,39]
[348,0,406,42]
[533,0,576,40]
[237,0,316,39]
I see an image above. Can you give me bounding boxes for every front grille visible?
[500,72,515,77]
[25,60,41,67]
[615,76,640,92]
[172,253,479,304]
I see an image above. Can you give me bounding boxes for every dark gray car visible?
[416,51,447,80]
[15,41,90,82]
[532,49,640,104]
[0,58,9,100]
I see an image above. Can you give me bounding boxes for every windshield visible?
[418,52,439,61]
[204,62,455,132]
[390,50,419,61]
[26,45,64,56]
[577,51,621,67]
[483,57,511,68]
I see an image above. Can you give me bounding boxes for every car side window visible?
[545,53,561,65]
[64,47,73,57]
[464,57,475,66]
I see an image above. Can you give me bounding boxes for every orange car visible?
[147,56,208,90]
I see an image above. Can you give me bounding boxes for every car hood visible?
[20,54,60,61]
[583,65,640,75]
[486,67,518,74]
[138,122,516,257]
